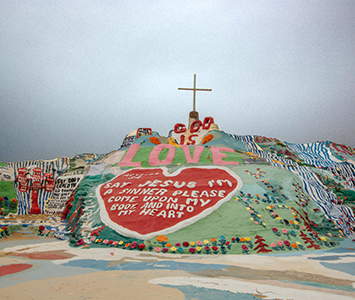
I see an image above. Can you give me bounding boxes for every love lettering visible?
[118,144,240,167]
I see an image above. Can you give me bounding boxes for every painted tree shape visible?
[299,231,321,249]
[293,208,313,232]
[254,235,272,253]
[61,192,76,220]
[91,225,106,237]
[302,210,319,228]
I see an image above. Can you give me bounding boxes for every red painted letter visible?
[190,120,202,133]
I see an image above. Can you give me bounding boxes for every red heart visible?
[97,166,242,239]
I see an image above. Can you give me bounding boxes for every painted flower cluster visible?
[244,168,265,180]
[147,235,233,254]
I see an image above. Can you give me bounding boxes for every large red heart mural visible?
[96,166,242,239]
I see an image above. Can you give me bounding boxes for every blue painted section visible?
[308,254,355,261]
[0,259,101,289]
[320,262,355,276]
[62,259,228,272]
[160,284,258,300]
[281,280,355,292]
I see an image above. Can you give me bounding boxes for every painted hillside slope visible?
[61,118,355,255]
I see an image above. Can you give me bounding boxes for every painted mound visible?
[1,117,355,255]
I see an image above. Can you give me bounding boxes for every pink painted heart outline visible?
[96,166,242,239]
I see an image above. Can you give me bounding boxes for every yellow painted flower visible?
[294,221,299,225]
[190,241,195,246]
[246,207,250,210]
[196,246,202,251]
[276,217,282,220]
[170,247,177,252]
[262,223,267,226]
[203,239,209,244]
[257,214,261,217]
[250,217,254,221]
[320,237,327,241]
[118,241,124,245]
[245,237,251,242]
[296,241,301,245]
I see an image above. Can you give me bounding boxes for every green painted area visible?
[64,132,354,255]
[201,130,247,152]
[69,163,340,255]
[0,181,18,215]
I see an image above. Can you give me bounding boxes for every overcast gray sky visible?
[1,0,354,162]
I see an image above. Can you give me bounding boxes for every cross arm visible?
[178,88,212,91]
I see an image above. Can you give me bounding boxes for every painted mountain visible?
[1,117,354,255]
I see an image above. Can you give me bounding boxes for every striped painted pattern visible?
[7,158,70,215]
[229,134,355,238]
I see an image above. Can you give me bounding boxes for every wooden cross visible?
[178,74,212,112]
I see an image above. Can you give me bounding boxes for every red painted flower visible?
[130,241,137,249]
[189,248,196,254]
[212,246,218,251]
[76,239,86,246]
[162,247,169,253]
[39,225,45,231]
[183,241,189,247]
[138,243,145,250]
